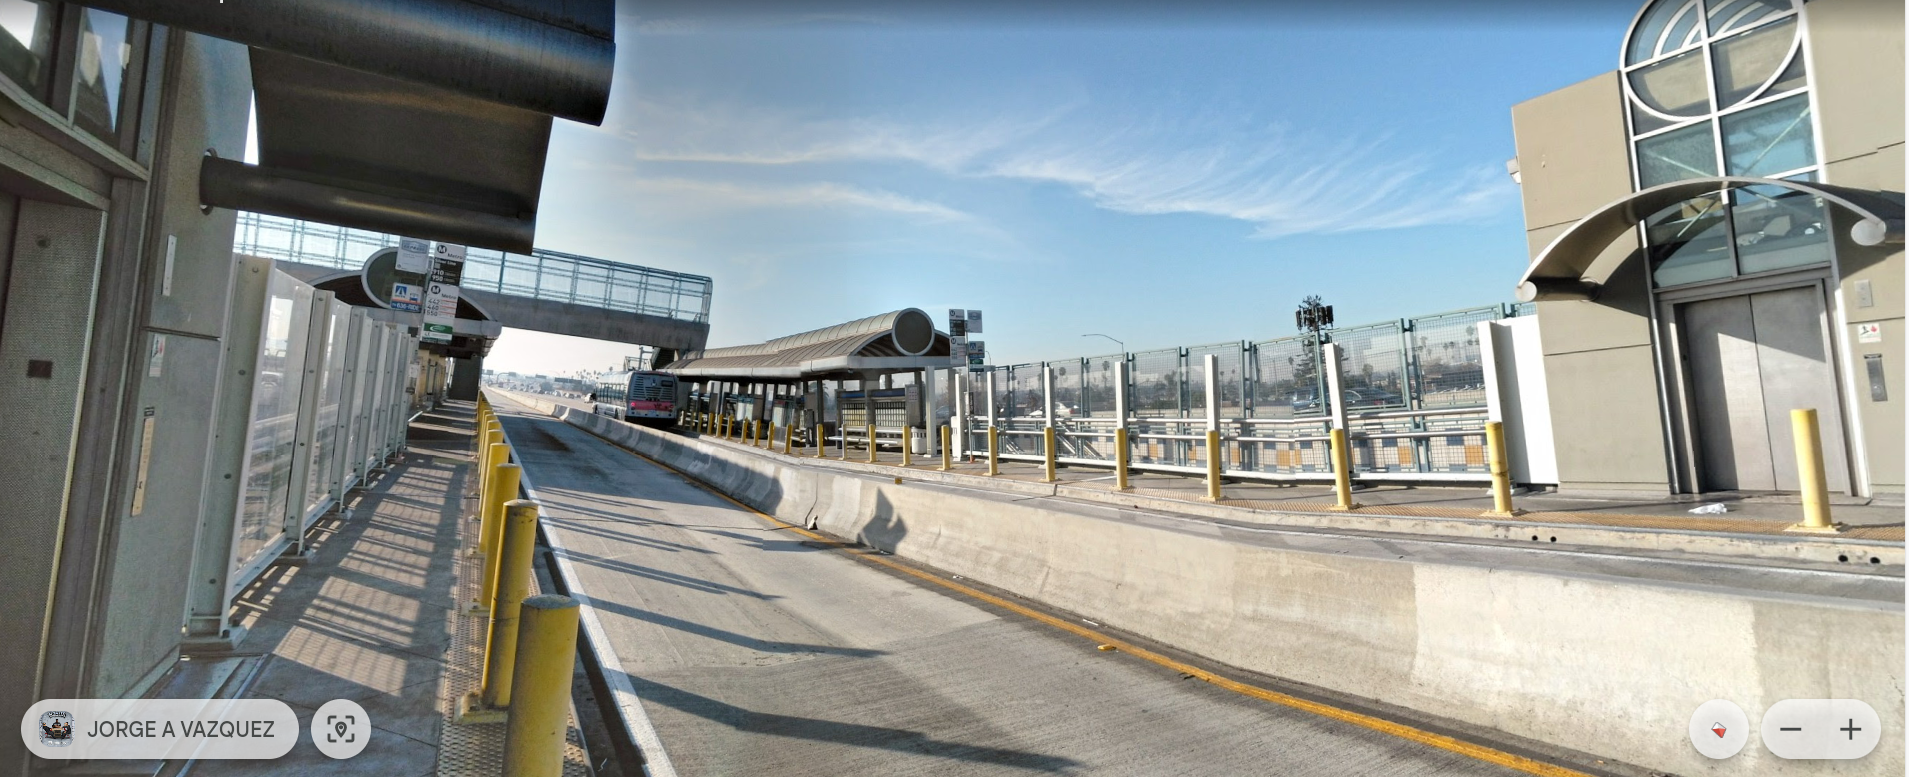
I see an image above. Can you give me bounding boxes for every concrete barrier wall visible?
[495,390,1904,777]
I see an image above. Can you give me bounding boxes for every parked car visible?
[1290,388,1403,412]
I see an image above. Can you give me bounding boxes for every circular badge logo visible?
[310,699,370,759]
[38,711,74,747]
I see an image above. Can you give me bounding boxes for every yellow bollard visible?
[867,424,878,463]
[1328,428,1360,511]
[1787,409,1843,533]
[479,500,540,709]
[477,441,509,553]
[784,424,795,455]
[901,427,912,467]
[478,425,503,497]
[1115,428,1131,490]
[1043,427,1058,483]
[815,425,827,458]
[480,464,522,611]
[500,595,581,777]
[1482,421,1523,517]
[941,426,952,471]
[1205,429,1223,501]
[988,427,1000,476]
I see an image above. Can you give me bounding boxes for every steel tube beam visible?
[81,0,614,124]
[200,157,537,253]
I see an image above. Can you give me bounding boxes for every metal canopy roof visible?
[101,0,618,253]
[662,309,954,381]
[1516,176,1904,302]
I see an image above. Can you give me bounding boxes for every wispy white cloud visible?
[623,99,1518,238]
[625,176,975,222]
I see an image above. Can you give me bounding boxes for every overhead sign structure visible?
[421,243,466,344]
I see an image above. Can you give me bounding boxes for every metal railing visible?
[958,303,1533,484]
[234,212,713,323]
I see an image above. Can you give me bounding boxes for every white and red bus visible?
[591,370,681,427]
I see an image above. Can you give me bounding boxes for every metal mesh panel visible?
[1049,360,1082,419]
[1408,306,1495,409]
[1249,335,1322,419]
[1333,322,1408,411]
[1128,348,1181,418]
[1186,342,1245,416]
[1080,354,1122,418]
[1006,364,1041,423]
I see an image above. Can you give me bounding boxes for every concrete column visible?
[985,370,998,429]
[450,355,483,400]
[1323,342,1348,434]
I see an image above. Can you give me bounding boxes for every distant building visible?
[1511,0,1902,497]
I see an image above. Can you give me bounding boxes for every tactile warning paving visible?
[435,466,590,777]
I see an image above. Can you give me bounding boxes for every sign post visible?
[421,243,466,344]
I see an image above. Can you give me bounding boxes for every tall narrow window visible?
[71,8,130,142]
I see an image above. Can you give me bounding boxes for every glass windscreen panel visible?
[1636,122,1719,188]
[0,0,52,97]
[72,8,131,142]
[234,274,309,574]
[1710,17,1797,107]
[1720,93,1814,177]
[1732,179,1832,275]
[1648,193,1735,287]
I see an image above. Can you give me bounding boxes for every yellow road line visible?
[547,415,1598,777]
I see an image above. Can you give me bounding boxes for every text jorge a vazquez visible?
[87,719,278,738]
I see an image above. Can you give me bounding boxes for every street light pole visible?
[1083,333,1125,352]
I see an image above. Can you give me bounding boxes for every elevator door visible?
[1680,286,1848,492]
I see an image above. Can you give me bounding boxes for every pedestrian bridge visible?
[235,212,712,357]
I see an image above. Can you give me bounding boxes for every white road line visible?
[497,411,681,777]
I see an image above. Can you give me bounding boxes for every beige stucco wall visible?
[1512,73,1674,494]
[1809,0,1905,492]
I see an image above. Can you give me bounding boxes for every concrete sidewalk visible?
[167,403,477,776]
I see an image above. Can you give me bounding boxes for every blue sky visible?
[490,1,1645,376]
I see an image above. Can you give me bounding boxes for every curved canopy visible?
[662,309,953,381]
[1516,176,1904,302]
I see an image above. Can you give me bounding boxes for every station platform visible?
[148,401,591,777]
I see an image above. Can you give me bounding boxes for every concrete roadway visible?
[496,405,1548,777]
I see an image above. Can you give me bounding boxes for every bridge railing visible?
[234,212,713,322]
[959,303,1533,484]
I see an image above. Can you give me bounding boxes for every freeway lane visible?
[496,405,1545,777]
